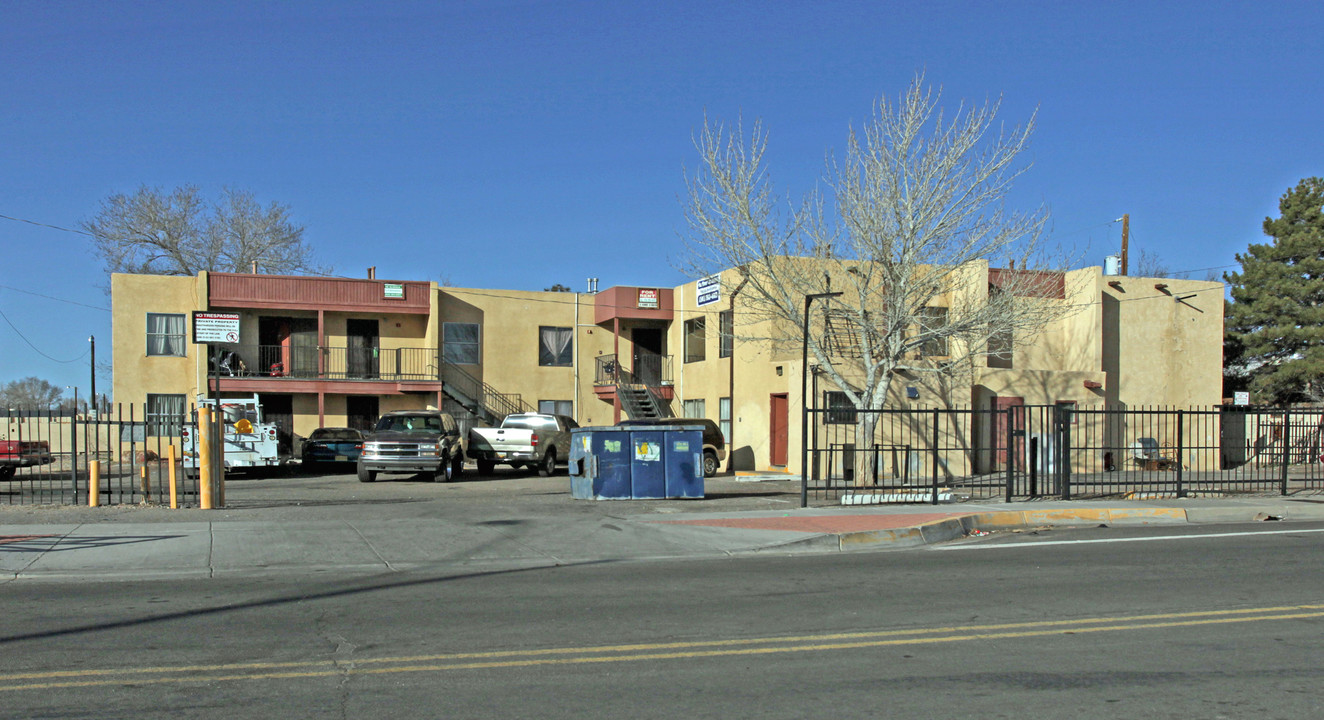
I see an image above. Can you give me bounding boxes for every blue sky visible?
[2,0,1322,397]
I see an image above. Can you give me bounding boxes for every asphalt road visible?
[4,520,1323,719]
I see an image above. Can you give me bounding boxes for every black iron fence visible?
[804,404,1324,505]
[1,405,199,506]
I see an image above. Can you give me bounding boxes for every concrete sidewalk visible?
[4,487,1323,582]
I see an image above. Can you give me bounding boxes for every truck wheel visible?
[451,453,464,480]
[703,451,719,478]
[0,466,14,482]
[357,465,376,483]
[538,449,557,477]
[477,459,495,475]
[434,462,451,483]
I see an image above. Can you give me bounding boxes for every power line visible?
[0,307,91,364]
[0,212,94,237]
[0,284,110,312]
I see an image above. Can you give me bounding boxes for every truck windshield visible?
[376,415,442,433]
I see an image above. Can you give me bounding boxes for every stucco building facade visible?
[111,265,1224,475]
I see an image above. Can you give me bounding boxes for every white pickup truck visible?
[467,413,579,476]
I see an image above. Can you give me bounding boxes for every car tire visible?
[303,459,317,474]
[0,466,14,482]
[703,451,719,478]
[451,453,464,480]
[477,459,495,475]
[357,465,376,483]
[538,449,557,477]
[434,461,451,483]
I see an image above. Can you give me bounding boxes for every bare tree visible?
[1133,249,1171,278]
[683,76,1077,473]
[0,376,65,409]
[82,185,324,278]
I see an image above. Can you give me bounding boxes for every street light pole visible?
[88,336,96,419]
[801,291,842,507]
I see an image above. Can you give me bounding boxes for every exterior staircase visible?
[618,383,674,420]
[438,360,532,426]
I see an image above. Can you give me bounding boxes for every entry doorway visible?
[994,395,1025,470]
[770,393,789,467]
[347,319,380,379]
[259,393,294,456]
[346,395,379,433]
[632,327,664,386]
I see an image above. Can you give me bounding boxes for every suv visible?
[357,410,465,483]
[617,417,726,477]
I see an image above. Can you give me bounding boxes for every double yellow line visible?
[4,604,1322,692]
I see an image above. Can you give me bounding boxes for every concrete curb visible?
[825,504,1324,551]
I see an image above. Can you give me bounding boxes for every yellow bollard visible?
[198,407,213,510]
[168,445,178,509]
[88,460,100,507]
[141,465,150,496]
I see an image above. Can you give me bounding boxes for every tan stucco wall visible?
[111,273,207,408]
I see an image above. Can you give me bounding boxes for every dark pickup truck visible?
[356,410,466,483]
[0,440,54,481]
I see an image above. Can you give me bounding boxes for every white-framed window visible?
[683,398,706,419]
[719,397,731,444]
[538,326,573,367]
[719,310,733,358]
[443,322,481,365]
[538,399,573,416]
[684,317,706,363]
[146,313,187,357]
[146,393,186,436]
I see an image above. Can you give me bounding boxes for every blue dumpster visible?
[570,426,704,500]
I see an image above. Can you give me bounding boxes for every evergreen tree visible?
[1225,177,1324,404]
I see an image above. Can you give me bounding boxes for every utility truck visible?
[0,439,54,481]
[181,397,282,474]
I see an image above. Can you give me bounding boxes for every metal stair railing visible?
[436,359,533,425]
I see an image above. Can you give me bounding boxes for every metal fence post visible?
[1281,409,1291,496]
[69,407,79,504]
[1004,407,1014,502]
[1176,410,1185,498]
[931,409,940,506]
[1060,405,1072,500]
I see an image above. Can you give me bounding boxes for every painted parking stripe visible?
[934,526,1324,551]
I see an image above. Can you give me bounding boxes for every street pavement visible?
[3,470,1324,582]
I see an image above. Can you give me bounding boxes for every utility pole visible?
[1120,213,1130,276]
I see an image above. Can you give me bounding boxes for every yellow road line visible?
[3,603,1321,692]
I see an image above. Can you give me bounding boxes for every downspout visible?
[727,273,748,473]
[573,292,580,420]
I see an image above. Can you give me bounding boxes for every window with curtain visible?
[683,398,705,419]
[146,313,186,357]
[146,393,185,435]
[719,397,731,444]
[684,317,706,363]
[443,322,481,365]
[719,310,733,358]
[538,326,573,366]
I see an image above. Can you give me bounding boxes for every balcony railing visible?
[212,344,444,381]
[594,353,672,387]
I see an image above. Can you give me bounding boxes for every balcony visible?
[593,353,673,387]
[212,345,443,382]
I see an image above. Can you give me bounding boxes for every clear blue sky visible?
[2,0,1322,398]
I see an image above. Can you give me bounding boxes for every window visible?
[1055,400,1077,425]
[146,313,186,357]
[719,397,731,444]
[538,326,573,367]
[825,391,857,425]
[988,325,1013,368]
[443,322,480,365]
[683,398,706,419]
[146,394,185,436]
[719,310,733,358]
[684,317,706,363]
[918,307,949,357]
[538,399,573,416]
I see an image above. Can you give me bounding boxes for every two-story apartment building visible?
[111,263,1224,474]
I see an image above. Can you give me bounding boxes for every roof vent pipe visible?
[368,266,376,280]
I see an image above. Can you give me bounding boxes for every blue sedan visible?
[301,427,364,469]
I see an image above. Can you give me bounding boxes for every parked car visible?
[357,410,465,483]
[300,427,364,469]
[468,413,578,476]
[617,417,726,477]
[0,440,54,482]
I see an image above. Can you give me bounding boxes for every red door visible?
[770,393,789,466]
[994,396,1024,470]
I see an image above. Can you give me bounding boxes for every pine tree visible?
[1225,177,1324,404]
